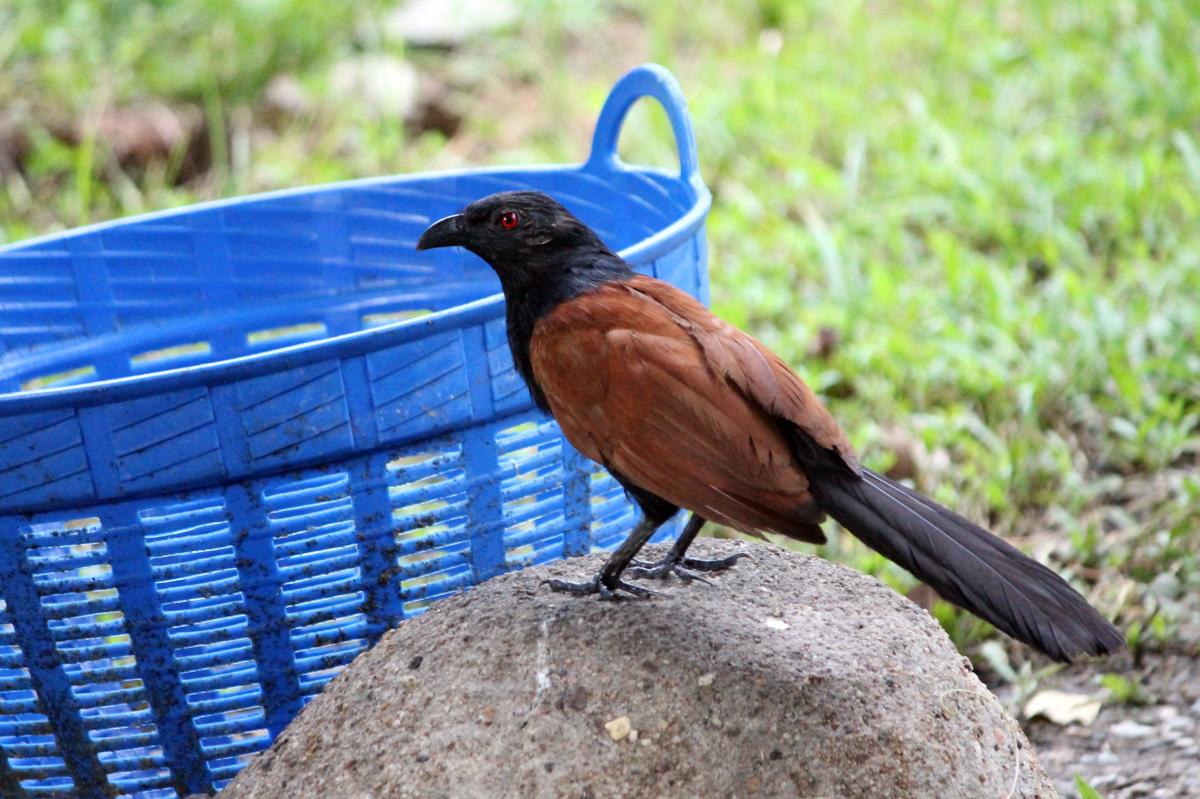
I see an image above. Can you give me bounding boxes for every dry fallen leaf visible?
[1023,690,1103,726]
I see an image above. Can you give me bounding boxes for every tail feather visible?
[812,468,1123,662]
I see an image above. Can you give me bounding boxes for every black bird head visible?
[416,190,624,283]
[417,190,634,411]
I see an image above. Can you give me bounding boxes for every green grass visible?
[2,0,1197,670]
[659,0,1200,664]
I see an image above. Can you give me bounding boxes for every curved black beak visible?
[416,213,466,251]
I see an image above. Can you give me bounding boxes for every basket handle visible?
[586,64,702,189]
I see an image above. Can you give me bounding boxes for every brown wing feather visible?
[623,275,861,475]
[529,277,855,543]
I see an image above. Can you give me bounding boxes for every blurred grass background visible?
[1,0,1197,677]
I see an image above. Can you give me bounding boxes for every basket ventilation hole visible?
[245,322,328,347]
[387,444,470,615]
[266,472,369,696]
[590,470,638,551]
[0,592,75,795]
[20,365,97,392]
[25,516,176,794]
[140,496,270,782]
[496,420,566,567]
[129,341,213,369]
[360,309,433,328]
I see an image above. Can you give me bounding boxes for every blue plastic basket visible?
[0,64,710,798]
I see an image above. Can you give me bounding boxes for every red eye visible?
[498,211,520,230]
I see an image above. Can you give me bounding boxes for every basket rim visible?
[0,161,710,416]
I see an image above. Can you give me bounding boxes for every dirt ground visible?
[1000,653,1200,799]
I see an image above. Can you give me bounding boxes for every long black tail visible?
[812,468,1123,662]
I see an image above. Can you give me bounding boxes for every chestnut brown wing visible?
[622,275,861,475]
[529,279,849,542]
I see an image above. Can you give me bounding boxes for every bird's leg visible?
[543,514,665,600]
[626,514,748,582]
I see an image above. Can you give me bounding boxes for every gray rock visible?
[219,540,1057,799]
[1165,715,1194,732]
[1149,572,1182,601]
[1109,720,1158,738]
[1081,750,1120,766]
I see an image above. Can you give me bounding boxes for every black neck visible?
[495,249,633,411]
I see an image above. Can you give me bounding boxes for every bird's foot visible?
[542,574,661,600]
[626,552,749,582]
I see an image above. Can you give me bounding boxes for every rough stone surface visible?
[221,539,1056,799]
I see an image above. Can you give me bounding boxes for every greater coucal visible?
[417,190,1122,662]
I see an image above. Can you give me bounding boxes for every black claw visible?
[628,551,748,582]
[626,562,711,584]
[541,577,600,596]
[542,575,661,600]
[608,579,661,600]
[680,552,750,572]
[672,566,713,584]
